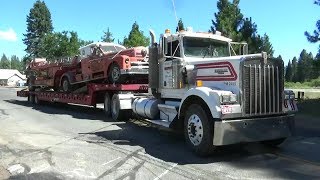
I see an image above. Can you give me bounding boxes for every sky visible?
[0,0,319,64]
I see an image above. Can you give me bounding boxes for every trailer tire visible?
[104,93,111,117]
[34,95,41,105]
[262,138,286,147]
[184,104,215,156]
[111,94,131,121]
[29,94,35,104]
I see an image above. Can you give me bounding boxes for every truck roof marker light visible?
[165,29,171,34]
[196,80,203,87]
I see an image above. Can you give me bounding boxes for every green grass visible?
[285,78,320,89]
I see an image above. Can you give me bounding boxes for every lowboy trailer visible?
[18,28,298,156]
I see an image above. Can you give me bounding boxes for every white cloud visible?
[0,28,17,41]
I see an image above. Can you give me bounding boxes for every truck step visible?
[144,119,170,128]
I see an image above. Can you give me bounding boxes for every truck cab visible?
[144,28,297,155]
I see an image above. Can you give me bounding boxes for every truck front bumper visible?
[213,114,295,146]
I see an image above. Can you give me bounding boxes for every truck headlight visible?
[220,94,237,104]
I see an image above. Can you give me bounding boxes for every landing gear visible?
[184,104,215,156]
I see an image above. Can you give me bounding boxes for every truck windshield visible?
[183,37,230,58]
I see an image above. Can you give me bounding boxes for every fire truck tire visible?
[104,93,111,117]
[108,63,122,83]
[184,104,215,156]
[262,138,286,147]
[62,77,72,92]
[111,94,130,121]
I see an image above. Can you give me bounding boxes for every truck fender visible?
[178,87,222,119]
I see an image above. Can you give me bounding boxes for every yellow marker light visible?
[165,29,171,34]
[196,80,203,87]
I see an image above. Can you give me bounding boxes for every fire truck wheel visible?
[184,104,215,156]
[62,77,72,92]
[111,94,131,121]
[262,138,286,147]
[104,93,111,117]
[108,63,121,83]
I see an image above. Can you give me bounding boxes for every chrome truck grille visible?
[241,58,284,116]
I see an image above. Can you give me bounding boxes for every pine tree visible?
[259,34,274,57]
[285,60,293,82]
[176,18,185,32]
[297,50,313,82]
[292,57,298,82]
[210,0,243,41]
[305,0,320,56]
[0,54,10,69]
[23,0,53,58]
[101,28,115,42]
[10,55,22,71]
[123,22,150,47]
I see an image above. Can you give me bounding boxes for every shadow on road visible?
[4,99,113,122]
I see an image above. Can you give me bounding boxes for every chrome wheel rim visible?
[187,114,203,146]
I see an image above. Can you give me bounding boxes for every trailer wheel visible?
[262,138,286,147]
[62,77,72,92]
[111,94,130,121]
[184,104,215,156]
[34,95,41,105]
[104,93,111,117]
[108,63,121,83]
[28,94,35,104]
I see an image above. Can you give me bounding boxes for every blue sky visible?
[0,0,319,64]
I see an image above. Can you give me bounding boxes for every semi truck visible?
[18,28,297,156]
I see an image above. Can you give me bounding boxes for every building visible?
[0,69,26,86]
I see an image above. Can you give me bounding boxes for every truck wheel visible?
[104,93,111,117]
[184,104,215,156]
[108,63,121,83]
[111,94,131,121]
[262,138,286,147]
[62,78,72,92]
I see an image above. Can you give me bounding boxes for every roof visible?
[79,42,126,50]
[0,69,26,80]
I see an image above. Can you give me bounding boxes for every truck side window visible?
[165,40,180,57]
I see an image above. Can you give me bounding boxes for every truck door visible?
[162,40,183,89]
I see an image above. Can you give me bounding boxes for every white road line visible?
[102,157,121,166]
[153,163,178,180]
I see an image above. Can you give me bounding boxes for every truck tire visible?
[108,63,122,83]
[262,138,286,147]
[184,104,215,156]
[104,93,111,117]
[111,94,131,121]
[62,77,72,92]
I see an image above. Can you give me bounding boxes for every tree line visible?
[285,0,320,83]
[3,0,319,79]
[0,54,24,71]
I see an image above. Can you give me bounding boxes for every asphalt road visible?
[0,87,320,180]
